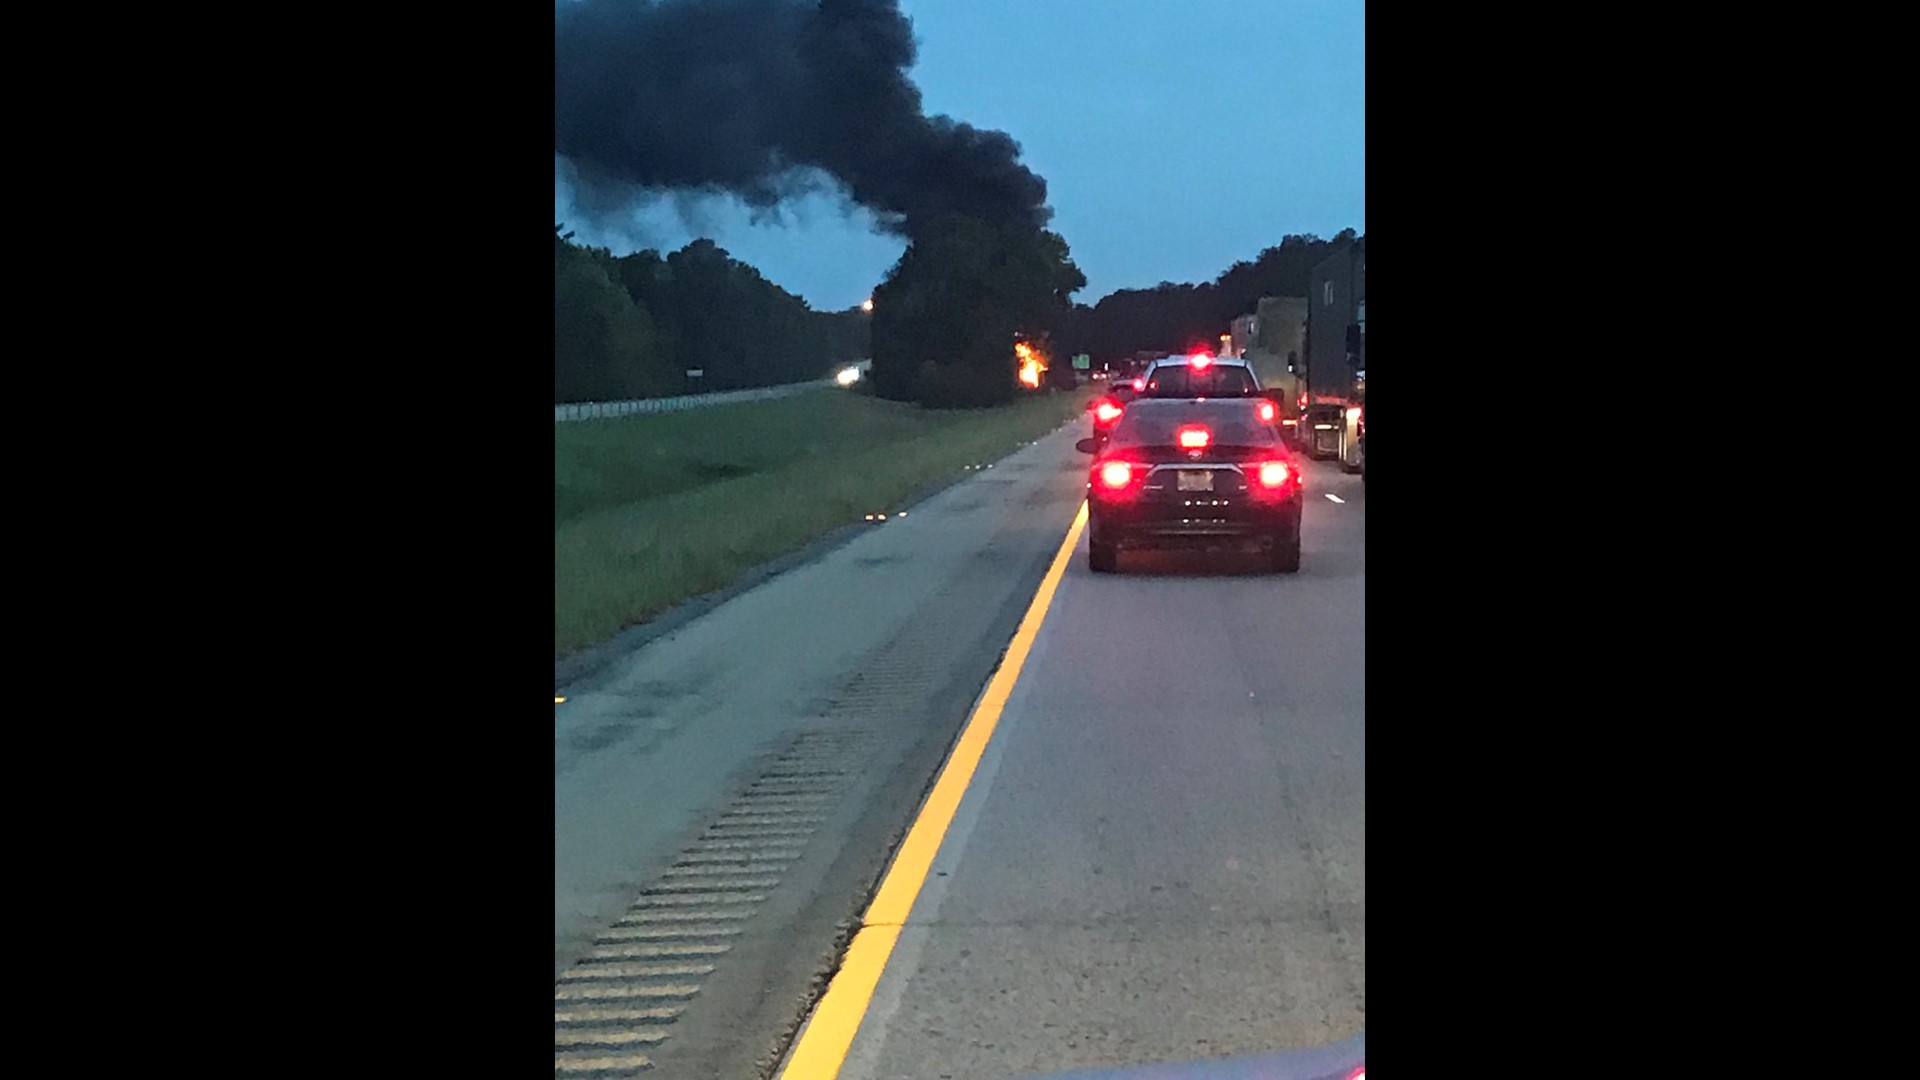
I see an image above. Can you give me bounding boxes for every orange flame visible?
[1015,341,1047,388]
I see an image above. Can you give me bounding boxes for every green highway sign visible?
[1072,354,1090,369]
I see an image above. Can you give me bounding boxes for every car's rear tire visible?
[1089,540,1118,574]
[1270,532,1301,573]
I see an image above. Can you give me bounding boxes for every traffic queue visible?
[1077,350,1309,574]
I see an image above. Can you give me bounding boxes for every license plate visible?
[1177,471,1214,492]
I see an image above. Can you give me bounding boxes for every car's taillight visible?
[1257,461,1291,488]
[1094,400,1123,424]
[1098,461,1134,489]
[1257,401,1276,423]
[1132,378,1145,391]
[1189,353,1213,369]
[1177,426,1211,450]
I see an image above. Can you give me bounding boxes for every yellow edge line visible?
[777,500,1088,1080]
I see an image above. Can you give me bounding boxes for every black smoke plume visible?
[554,0,1052,240]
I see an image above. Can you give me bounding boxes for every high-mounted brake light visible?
[1257,461,1290,488]
[1189,352,1213,369]
[1094,400,1124,424]
[1257,401,1276,423]
[1177,426,1211,449]
[1099,461,1134,489]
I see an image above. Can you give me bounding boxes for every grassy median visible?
[556,385,1094,658]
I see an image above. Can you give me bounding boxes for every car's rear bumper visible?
[1091,497,1300,550]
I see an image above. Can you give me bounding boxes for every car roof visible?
[1144,355,1250,368]
[1120,397,1266,414]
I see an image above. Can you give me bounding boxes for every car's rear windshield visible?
[1110,403,1279,448]
[1142,364,1258,397]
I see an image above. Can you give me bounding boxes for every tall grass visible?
[556,386,1092,657]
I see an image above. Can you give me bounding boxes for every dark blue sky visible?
[556,0,1364,312]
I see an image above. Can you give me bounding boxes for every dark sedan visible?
[1076,398,1304,574]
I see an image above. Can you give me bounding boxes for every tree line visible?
[1058,229,1361,363]
[557,223,1360,408]
[555,226,869,404]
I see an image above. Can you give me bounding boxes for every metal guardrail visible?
[555,378,834,422]
[556,361,873,422]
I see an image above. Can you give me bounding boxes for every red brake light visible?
[1094,400,1123,424]
[1098,461,1134,489]
[1177,426,1211,449]
[1257,401,1275,423]
[1257,461,1290,488]
[1189,352,1213,369]
[1132,378,1145,391]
